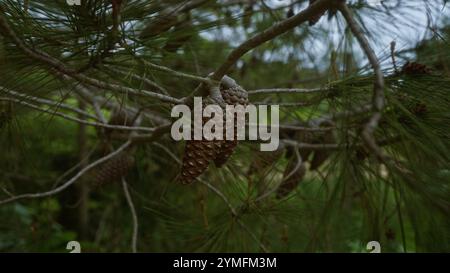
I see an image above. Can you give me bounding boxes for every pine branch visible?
[248,87,328,95]
[0,9,182,105]
[0,140,133,206]
[210,0,334,81]
[122,178,139,253]
[0,86,99,121]
[154,142,270,253]
[338,2,386,160]
[0,97,156,133]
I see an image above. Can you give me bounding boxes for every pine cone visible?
[213,85,249,167]
[94,153,135,187]
[99,108,135,140]
[179,77,248,183]
[310,129,335,170]
[297,130,314,161]
[179,104,221,184]
[276,158,307,199]
[411,102,428,116]
[180,139,219,185]
[401,61,432,75]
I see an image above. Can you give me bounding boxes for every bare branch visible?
[338,2,386,160]
[122,178,138,253]
[254,148,303,202]
[0,87,99,121]
[280,139,339,150]
[140,59,212,85]
[0,97,156,133]
[105,65,170,96]
[0,11,182,105]
[0,140,132,206]
[210,0,333,80]
[252,101,314,106]
[248,87,328,95]
[153,142,270,253]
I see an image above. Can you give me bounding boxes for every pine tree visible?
[0,0,448,253]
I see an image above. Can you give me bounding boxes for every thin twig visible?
[0,87,99,121]
[141,59,212,85]
[66,80,170,125]
[51,143,99,189]
[280,139,339,150]
[248,88,328,95]
[338,3,386,160]
[198,178,270,253]
[105,65,170,96]
[0,97,156,133]
[122,178,138,253]
[0,11,182,104]
[254,148,303,202]
[390,41,399,73]
[252,101,314,106]
[210,0,333,80]
[0,140,132,206]
[153,142,270,253]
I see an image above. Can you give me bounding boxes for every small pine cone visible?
[297,130,314,161]
[94,153,135,187]
[180,108,220,184]
[411,102,428,116]
[213,85,249,167]
[401,61,432,75]
[214,138,237,167]
[220,85,249,106]
[276,159,307,199]
[104,109,134,136]
[180,140,218,184]
[310,129,335,170]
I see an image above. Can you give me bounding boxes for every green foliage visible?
[0,0,449,253]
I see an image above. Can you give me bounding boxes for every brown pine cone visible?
[179,103,221,184]
[99,108,135,140]
[401,61,432,75]
[276,158,307,199]
[179,77,248,183]
[297,130,315,161]
[213,85,249,167]
[409,101,428,117]
[94,152,135,187]
[179,138,219,185]
[310,129,335,170]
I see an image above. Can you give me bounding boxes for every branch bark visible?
[210,0,334,81]
[338,2,386,160]
[0,140,133,206]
